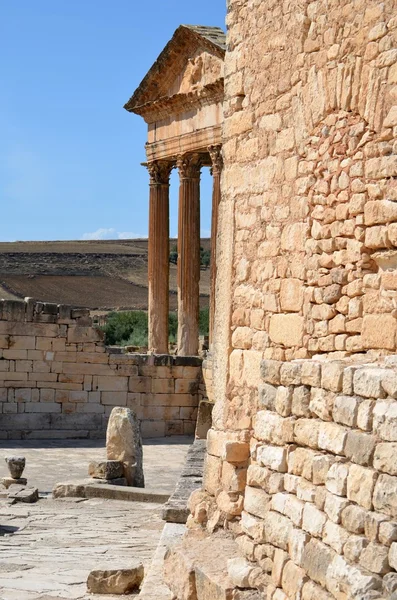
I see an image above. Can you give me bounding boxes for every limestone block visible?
[347,464,378,509]
[341,504,366,534]
[274,385,293,417]
[260,359,281,385]
[343,535,369,563]
[301,361,321,387]
[284,494,305,527]
[344,430,376,466]
[332,395,360,427]
[324,491,349,524]
[323,520,350,554]
[279,279,304,312]
[88,460,124,480]
[281,560,307,598]
[216,490,244,516]
[384,572,397,596]
[203,454,222,496]
[221,462,247,492]
[301,580,333,600]
[244,485,271,519]
[364,200,397,226]
[294,418,319,449]
[389,543,397,570]
[271,548,289,587]
[325,462,349,496]
[313,455,335,485]
[318,422,347,455]
[310,388,334,422]
[87,564,144,595]
[280,223,308,252]
[254,411,295,445]
[360,542,390,575]
[302,538,335,588]
[288,527,309,566]
[373,474,397,518]
[258,383,277,410]
[373,401,397,441]
[357,400,375,431]
[379,520,397,546]
[269,314,304,347]
[280,362,303,386]
[222,442,250,464]
[362,315,397,350]
[302,503,327,537]
[106,407,144,488]
[288,447,319,480]
[365,511,390,542]
[263,510,292,550]
[383,371,397,398]
[241,511,266,543]
[373,441,397,475]
[227,557,261,589]
[321,362,344,392]
[256,444,288,472]
[291,386,311,417]
[353,367,387,398]
[326,554,382,599]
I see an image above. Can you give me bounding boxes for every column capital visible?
[176,153,203,181]
[147,160,173,186]
[208,145,223,176]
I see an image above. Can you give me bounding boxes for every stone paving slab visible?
[0,437,193,599]
[0,437,192,494]
[0,496,163,599]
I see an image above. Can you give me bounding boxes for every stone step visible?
[138,523,186,600]
[162,440,206,524]
[164,529,241,600]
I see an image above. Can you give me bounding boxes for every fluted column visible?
[208,145,223,346]
[177,154,202,356]
[147,160,173,354]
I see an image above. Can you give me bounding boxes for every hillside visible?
[0,239,210,311]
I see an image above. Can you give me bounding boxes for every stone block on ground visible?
[106,406,144,487]
[7,485,39,503]
[87,562,144,594]
[88,459,124,480]
[1,476,27,489]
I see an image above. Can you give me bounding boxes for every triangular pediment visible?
[124,25,225,114]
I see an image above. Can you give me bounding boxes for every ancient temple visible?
[124,25,225,356]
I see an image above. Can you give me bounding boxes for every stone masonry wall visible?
[199,357,397,597]
[0,299,201,440]
[212,0,397,437]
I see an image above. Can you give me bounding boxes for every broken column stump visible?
[106,407,145,488]
[87,562,144,594]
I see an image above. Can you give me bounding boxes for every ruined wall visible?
[197,0,397,597]
[0,299,201,440]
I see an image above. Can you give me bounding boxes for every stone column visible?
[176,154,202,356]
[147,160,173,354]
[208,145,223,346]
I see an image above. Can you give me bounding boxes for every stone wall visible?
[212,0,397,437]
[193,0,397,598]
[0,299,202,440]
[199,357,397,597]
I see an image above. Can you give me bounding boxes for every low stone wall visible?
[202,356,397,598]
[0,299,202,440]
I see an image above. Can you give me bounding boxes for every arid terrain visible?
[0,239,210,310]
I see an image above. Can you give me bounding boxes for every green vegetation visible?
[169,245,211,268]
[102,308,209,347]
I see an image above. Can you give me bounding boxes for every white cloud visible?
[81,228,116,240]
[81,228,144,241]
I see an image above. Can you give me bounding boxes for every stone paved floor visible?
[0,437,192,494]
[0,437,191,600]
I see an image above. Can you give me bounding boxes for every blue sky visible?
[0,1,226,241]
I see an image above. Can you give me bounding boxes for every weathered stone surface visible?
[88,460,124,480]
[7,485,39,503]
[5,456,25,479]
[373,474,397,518]
[1,476,27,489]
[347,465,377,509]
[87,563,144,594]
[106,407,144,487]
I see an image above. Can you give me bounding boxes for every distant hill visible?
[0,239,210,311]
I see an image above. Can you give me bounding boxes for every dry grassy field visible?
[0,239,210,311]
